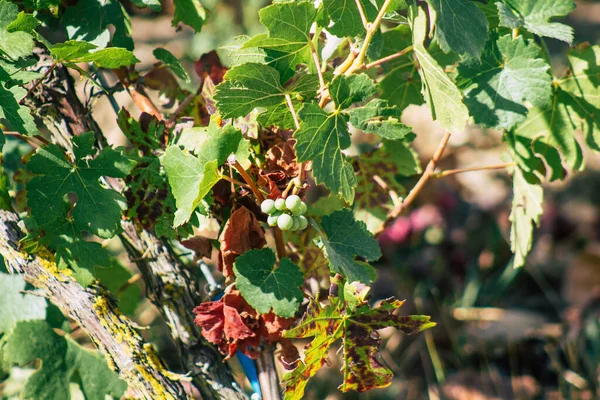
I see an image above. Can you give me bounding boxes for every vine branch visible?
[364,45,413,70]
[432,162,516,179]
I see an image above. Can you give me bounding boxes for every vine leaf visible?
[320,0,377,37]
[0,272,46,334]
[509,167,543,268]
[26,132,135,238]
[425,0,488,58]
[3,320,127,400]
[162,146,220,227]
[347,99,412,140]
[318,208,382,283]
[496,0,575,44]
[329,73,377,109]
[50,40,139,68]
[153,47,190,82]
[234,248,304,318]
[0,1,35,59]
[172,0,207,33]
[0,85,39,142]
[458,34,552,131]
[294,103,356,203]
[282,284,435,399]
[410,6,468,133]
[214,63,317,126]
[509,44,600,174]
[62,0,133,49]
[130,0,161,12]
[243,1,316,82]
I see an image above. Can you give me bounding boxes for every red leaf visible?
[194,51,227,85]
[180,236,212,259]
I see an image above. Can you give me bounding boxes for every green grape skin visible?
[267,214,279,227]
[291,217,300,230]
[261,199,276,214]
[298,215,308,230]
[285,195,302,212]
[299,202,307,215]
[277,213,293,230]
[275,198,287,211]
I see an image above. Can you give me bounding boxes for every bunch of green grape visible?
[261,195,308,231]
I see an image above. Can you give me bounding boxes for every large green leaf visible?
[233,248,304,318]
[294,104,356,203]
[347,99,412,140]
[0,1,35,60]
[172,0,207,33]
[0,84,39,141]
[26,132,135,238]
[0,272,46,333]
[458,34,552,130]
[3,320,127,400]
[497,0,575,44]
[50,40,139,68]
[410,6,468,132]
[62,0,133,49]
[509,167,543,268]
[320,0,377,37]
[425,0,488,58]
[153,47,190,82]
[329,73,377,109]
[283,285,434,400]
[162,146,220,227]
[214,63,318,127]
[318,208,382,283]
[243,1,316,82]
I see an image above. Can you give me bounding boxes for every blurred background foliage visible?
[2,0,600,399]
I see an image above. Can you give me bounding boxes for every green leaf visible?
[0,84,40,139]
[172,0,207,33]
[162,146,220,227]
[243,1,316,82]
[233,248,304,318]
[3,320,127,400]
[50,41,139,68]
[130,0,161,11]
[0,272,46,333]
[410,6,468,132]
[221,35,268,67]
[320,0,377,37]
[153,47,190,82]
[425,0,488,58]
[458,34,552,130]
[318,208,381,283]
[214,63,318,127]
[509,167,543,268]
[294,104,356,203]
[62,0,133,50]
[6,12,40,33]
[26,132,135,238]
[497,0,575,43]
[347,99,412,140]
[0,1,35,59]
[283,292,434,400]
[329,73,377,109]
[94,260,140,316]
[178,121,250,167]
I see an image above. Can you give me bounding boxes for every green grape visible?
[291,217,300,231]
[277,213,293,230]
[298,215,308,230]
[261,199,276,214]
[286,195,302,212]
[267,214,279,227]
[275,198,287,211]
[299,201,307,215]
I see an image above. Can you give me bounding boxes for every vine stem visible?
[284,94,301,130]
[364,45,413,70]
[432,162,516,179]
[345,0,393,75]
[284,94,306,196]
[354,0,369,29]
[20,61,57,104]
[375,132,451,237]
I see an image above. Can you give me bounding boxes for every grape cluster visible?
[261,195,308,231]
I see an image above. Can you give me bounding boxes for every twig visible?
[220,174,254,191]
[432,162,516,179]
[256,345,282,400]
[309,45,327,96]
[2,132,42,148]
[354,0,369,29]
[168,92,196,126]
[20,62,57,104]
[375,132,451,237]
[228,155,264,202]
[364,45,413,70]
[113,68,163,121]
